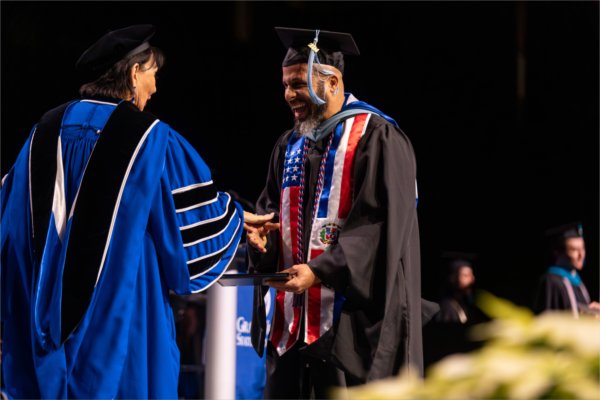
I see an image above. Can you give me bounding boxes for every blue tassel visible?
[307,30,333,106]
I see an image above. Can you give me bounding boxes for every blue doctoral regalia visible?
[1,98,243,398]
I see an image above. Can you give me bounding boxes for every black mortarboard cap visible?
[441,251,477,273]
[76,24,156,79]
[544,222,584,251]
[275,27,360,74]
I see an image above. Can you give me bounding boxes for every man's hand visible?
[266,264,321,294]
[243,211,279,253]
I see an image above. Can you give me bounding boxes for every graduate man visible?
[535,222,600,318]
[0,25,270,399]
[246,27,423,398]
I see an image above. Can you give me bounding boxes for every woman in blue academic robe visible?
[1,24,268,399]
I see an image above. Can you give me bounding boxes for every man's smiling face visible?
[282,63,327,135]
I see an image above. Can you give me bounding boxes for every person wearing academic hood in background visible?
[245,27,423,398]
[0,24,271,399]
[534,222,600,318]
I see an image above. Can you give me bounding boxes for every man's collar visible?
[307,93,359,142]
[345,93,359,105]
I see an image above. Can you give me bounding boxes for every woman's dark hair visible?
[444,259,473,294]
[79,46,165,99]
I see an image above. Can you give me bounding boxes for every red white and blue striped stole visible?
[271,113,372,355]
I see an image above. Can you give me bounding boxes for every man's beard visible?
[294,81,327,136]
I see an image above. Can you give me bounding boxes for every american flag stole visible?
[271,113,371,355]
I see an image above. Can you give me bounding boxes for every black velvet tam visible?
[76,24,155,79]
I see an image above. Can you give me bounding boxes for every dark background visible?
[2,1,598,308]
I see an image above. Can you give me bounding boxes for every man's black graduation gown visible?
[535,273,591,314]
[250,114,423,382]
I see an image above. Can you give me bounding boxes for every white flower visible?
[343,293,600,400]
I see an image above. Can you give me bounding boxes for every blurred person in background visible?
[535,222,599,318]
[436,255,486,324]
[423,254,487,368]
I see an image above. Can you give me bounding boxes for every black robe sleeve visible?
[249,130,290,356]
[247,130,292,273]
